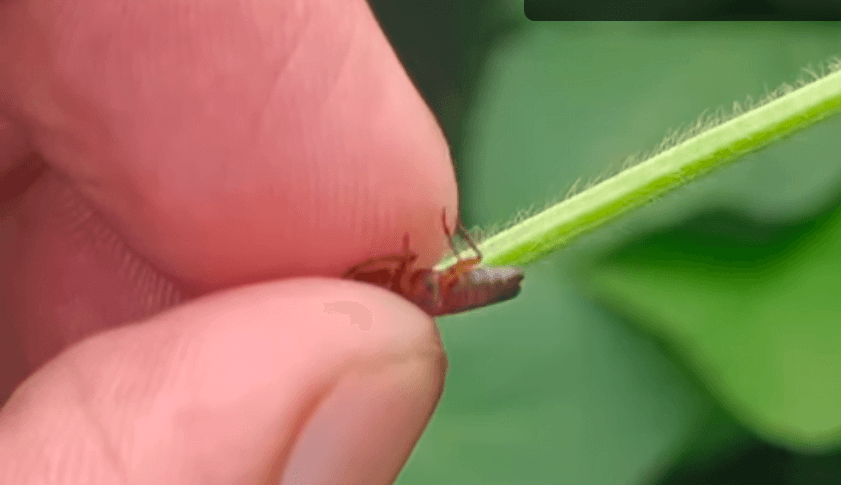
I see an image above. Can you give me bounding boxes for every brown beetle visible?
[343,209,524,316]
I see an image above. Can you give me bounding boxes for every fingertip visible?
[280,350,446,485]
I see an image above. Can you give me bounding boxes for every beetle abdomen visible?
[436,266,524,316]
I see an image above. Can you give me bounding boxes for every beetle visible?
[343,209,524,316]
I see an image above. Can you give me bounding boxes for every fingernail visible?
[279,354,445,485]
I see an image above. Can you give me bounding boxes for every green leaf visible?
[584,199,841,450]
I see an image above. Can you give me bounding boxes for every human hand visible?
[0,0,455,483]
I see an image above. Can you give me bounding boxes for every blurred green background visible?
[365,5,841,484]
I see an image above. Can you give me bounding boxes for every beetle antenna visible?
[456,218,483,261]
[442,207,483,262]
[442,207,461,261]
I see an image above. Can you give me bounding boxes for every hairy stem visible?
[438,62,841,269]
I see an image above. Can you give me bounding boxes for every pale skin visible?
[0,0,456,484]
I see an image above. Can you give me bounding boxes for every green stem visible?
[438,63,841,270]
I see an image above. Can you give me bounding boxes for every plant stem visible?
[438,64,841,269]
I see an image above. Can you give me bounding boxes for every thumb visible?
[0,279,446,485]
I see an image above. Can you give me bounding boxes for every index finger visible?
[0,0,457,288]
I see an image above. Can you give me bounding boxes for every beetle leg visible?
[343,233,418,280]
[342,253,416,278]
[455,219,483,264]
[439,208,483,291]
[441,207,482,266]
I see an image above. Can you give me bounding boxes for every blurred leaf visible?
[366,12,841,483]
[584,194,841,450]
